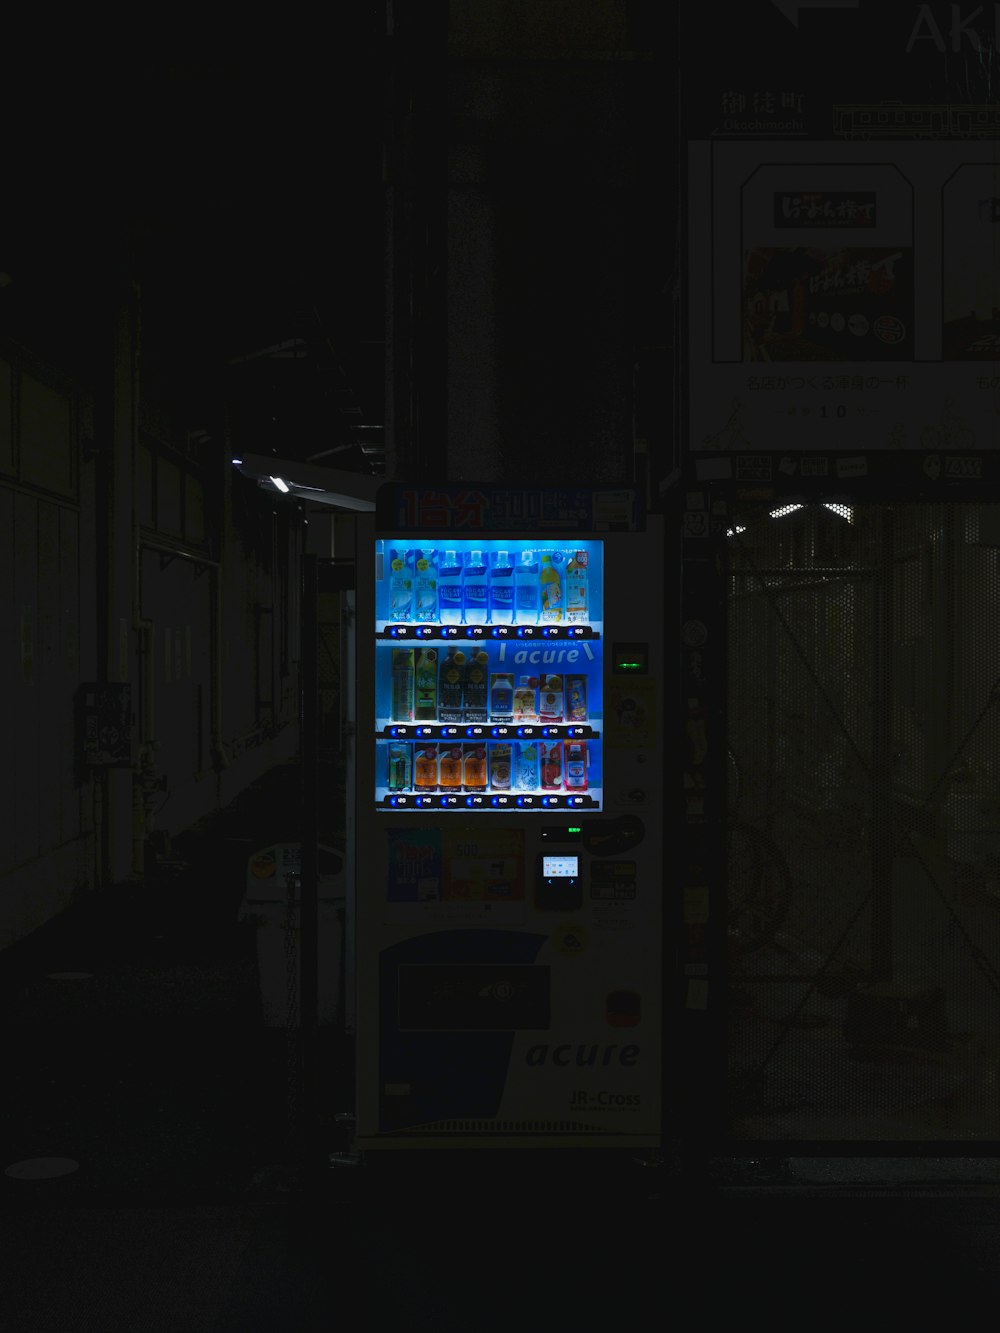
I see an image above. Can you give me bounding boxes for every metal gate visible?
[726,501,1000,1142]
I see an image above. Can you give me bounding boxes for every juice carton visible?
[489,550,514,625]
[414,647,439,721]
[463,743,487,791]
[564,740,588,791]
[565,550,589,624]
[389,548,414,621]
[387,741,411,791]
[489,672,514,721]
[463,649,490,723]
[414,549,438,621]
[463,550,489,625]
[565,673,588,723]
[438,550,464,624]
[514,551,539,625]
[538,674,564,723]
[489,742,512,790]
[514,742,539,791]
[439,647,466,723]
[391,648,414,722]
[513,675,538,723]
[540,740,563,790]
[414,743,439,791]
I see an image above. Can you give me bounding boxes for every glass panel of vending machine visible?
[373,540,604,813]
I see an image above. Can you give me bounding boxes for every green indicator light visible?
[618,662,642,671]
[568,826,582,833]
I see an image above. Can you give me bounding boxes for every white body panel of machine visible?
[353,510,663,1149]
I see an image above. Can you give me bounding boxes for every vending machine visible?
[354,485,663,1149]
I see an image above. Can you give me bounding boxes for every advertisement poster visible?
[942,164,1000,361]
[387,827,525,903]
[607,678,657,748]
[743,246,913,362]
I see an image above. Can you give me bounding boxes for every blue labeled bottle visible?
[489,549,514,625]
[514,550,539,625]
[463,550,489,625]
[438,550,464,624]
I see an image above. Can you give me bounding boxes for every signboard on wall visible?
[688,141,1000,453]
[681,4,1000,457]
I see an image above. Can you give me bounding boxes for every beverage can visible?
[566,674,588,722]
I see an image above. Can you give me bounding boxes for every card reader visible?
[535,851,582,910]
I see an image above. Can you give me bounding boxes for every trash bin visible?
[238,842,345,1028]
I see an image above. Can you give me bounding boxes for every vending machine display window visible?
[373,539,604,812]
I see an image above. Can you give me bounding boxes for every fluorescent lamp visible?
[269,476,290,493]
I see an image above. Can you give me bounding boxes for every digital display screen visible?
[542,855,578,878]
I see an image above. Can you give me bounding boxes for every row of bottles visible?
[392,647,590,723]
[389,548,590,625]
[387,739,590,793]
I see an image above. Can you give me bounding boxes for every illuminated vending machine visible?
[354,485,663,1149]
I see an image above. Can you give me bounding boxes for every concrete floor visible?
[3,759,1000,1329]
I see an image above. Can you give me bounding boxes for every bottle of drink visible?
[389,549,414,622]
[414,744,439,792]
[565,550,589,624]
[538,674,564,723]
[514,550,539,625]
[391,648,414,722]
[463,743,487,791]
[438,550,464,624]
[566,673,588,722]
[564,740,588,791]
[513,676,538,723]
[463,550,489,624]
[414,647,438,721]
[463,649,490,722]
[489,743,512,790]
[439,746,464,790]
[540,552,563,623]
[439,647,465,723]
[540,740,563,790]
[489,549,514,624]
[489,672,514,721]
[414,549,438,622]
[387,741,411,791]
[514,742,539,791]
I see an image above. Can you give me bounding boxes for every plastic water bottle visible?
[438,550,464,624]
[414,549,438,622]
[514,550,539,625]
[489,549,514,624]
[463,550,489,625]
[389,549,414,622]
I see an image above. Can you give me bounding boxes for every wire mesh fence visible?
[725,502,1000,1141]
